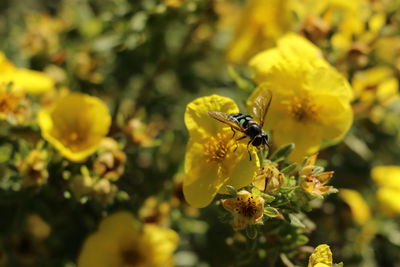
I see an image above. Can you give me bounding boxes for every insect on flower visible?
[208,90,272,160]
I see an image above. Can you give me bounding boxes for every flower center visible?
[287,96,319,122]
[121,247,144,266]
[236,196,258,218]
[203,132,234,163]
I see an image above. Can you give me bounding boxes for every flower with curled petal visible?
[300,154,334,197]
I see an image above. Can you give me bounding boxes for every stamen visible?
[287,96,319,122]
[203,132,234,163]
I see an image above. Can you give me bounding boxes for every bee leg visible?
[230,127,236,138]
[247,140,252,161]
[234,135,247,152]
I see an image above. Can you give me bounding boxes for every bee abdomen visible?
[230,113,253,128]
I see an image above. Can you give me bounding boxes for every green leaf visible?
[264,207,280,218]
[251,187,261,196]
[261,193,275,203]
[270,144,295,162]
[288,214,305,228]
[226,185,237,197]
[0,144,12,163]
[333,263,344,267]
[296,234,309,245]
[281,163,297,176]
[246,224,258,239]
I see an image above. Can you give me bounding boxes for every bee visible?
[208,90,272,160]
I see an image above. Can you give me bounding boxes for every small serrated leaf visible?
[226,185,237,197]
[264,207,280,218]
[289,214,305,228]
[251,187,261,196]
[269,143,295,162]
[261,193,275,203]
[281,163,297,176]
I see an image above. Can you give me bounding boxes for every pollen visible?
[203,132,234,163]
[287,96,319,122]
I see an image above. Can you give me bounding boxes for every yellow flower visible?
[93,138,126,181]
[300,154,334,197]
[38,92,111,162]
[17,149,49,187]
[225,0,293,63]
[184,95,259,208]
[308,244,333,267]
[352,66,399,105]
[221,190,264,230]
[248,34,353,161]
[139,196,171,226]
[78,212,179,267]
[252,164,284,193]
[20,13,67,56]
[339,189,371,225]
[0,85,31,124]
[0,52,54,94]
[372,166,400,216]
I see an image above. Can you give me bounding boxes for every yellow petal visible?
[308,67,354,101]
[377,187,400,216]
[222,198,240,212]
[232,215,248,230]
[272,119,323,162]
[184,94,238,139]
[308,244,332,267]
[77,232,120,267]
[371,166,400,189]
[4,69,54,94]
[219,142,259,194]
[183,140,226,208]
[315,94,353,141]
[339,188,371,225]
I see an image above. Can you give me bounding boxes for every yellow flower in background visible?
[0,52,54,94]
[300,154,334,197]
[249,33,329,81]
[221,190,264,230]
[308,244,333,267]
[248,34,353,162]
[225,0,293,63]
[78,212,179,267]
[38,92,111,162]
[339,189,371,225]
[353,66,398,104]
[17,149,49,187]
[352,66,399,122]
[0,84,31,124]
[20,13,68,56]
[372,166,400,216]
[184,95,259,208]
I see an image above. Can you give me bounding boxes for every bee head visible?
[251,134,269,147]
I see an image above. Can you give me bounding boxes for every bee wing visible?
[252,88,272,127]
[208,111,245,132]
